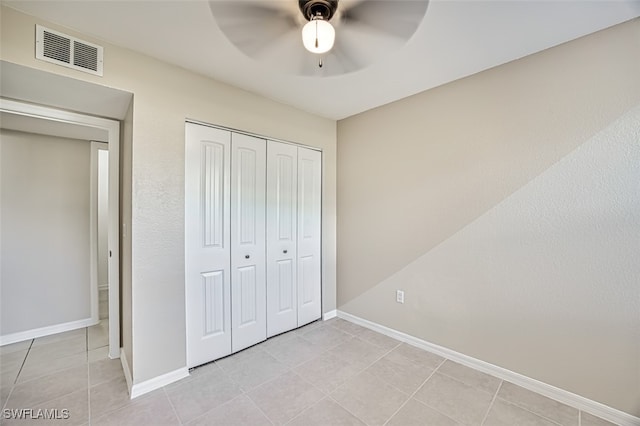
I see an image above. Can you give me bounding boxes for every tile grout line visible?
[162,387,183,425]
[327,394,369,425]
[1,339,33,412]
[382,357,448,426]
[282,401,311,426]
[1,339,34,412]
[233,327,364,426]
[283,395,333,426]
[287,320,373,370]
[216,357,285,425]
[270,321,358,367]
[434,361,505,393]
[397,360,484,426]
[344,340,400,382]
[245,391,276,426]
[494,387,571,426]
[258,323,393,392]
[297,333,351,358]
[480,380,503,426]
[7,331,93,423]
[315,329,405,425]
[13,338,34,384]
[176,392,238,426]
[490,394,568,426]
[250,368,325,424]
[431,359,579,426]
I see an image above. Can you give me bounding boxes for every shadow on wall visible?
[340,105,640,416]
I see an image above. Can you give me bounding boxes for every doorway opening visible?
[0,98,121,359]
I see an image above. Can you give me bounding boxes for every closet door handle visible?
[245,255,250,259]
[283,250,288,254]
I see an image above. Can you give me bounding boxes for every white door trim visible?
[0,98,121,359]
[90,142,109,324]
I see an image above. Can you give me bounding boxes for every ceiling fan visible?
[209,0,429,76]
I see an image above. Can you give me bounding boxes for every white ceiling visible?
[4,1,640,120]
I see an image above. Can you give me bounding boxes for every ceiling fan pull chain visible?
[315,19,319,48]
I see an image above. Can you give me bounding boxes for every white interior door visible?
[185,123,231,367]
[231,133,267,352]
[266,141,298,337]
[297,147,322,326]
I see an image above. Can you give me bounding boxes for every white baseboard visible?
[120,347,189,400]
[337,310,640,426]
[120,348,134,397]
[0,317,98,346]
[129,366,189,399]
[322,309,337,320]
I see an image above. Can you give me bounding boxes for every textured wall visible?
[120,101,134,379]
[1,130,91,335]
[0,6,337,384]
[337,19,640,416]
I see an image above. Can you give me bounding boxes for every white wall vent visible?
[35,25,103,76]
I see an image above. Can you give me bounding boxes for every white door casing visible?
[185,123,232,368]
[266,141,298,337]
[297,147,322,326]
[0,99,120,358]
[90,142,108,324]
[230,133,267,352]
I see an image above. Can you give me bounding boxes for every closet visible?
[185,122,321,368]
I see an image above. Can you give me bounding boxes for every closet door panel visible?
[266,141,298,337]
[297,147,322,326]
[231,133,267,352]
[185,123,231,368]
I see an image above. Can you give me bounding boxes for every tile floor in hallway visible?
[0,318,618,426]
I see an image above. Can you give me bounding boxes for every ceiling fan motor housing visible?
[299,0,338,21]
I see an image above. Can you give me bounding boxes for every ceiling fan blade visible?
[209,0,429,77]
[209,1,300,57]
[340,0,429,40]
[326,21,408,73]
[255,33,343,77]
[252,29,306,71]
[289,18,415,77]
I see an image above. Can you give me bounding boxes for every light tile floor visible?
[0,318,618,426]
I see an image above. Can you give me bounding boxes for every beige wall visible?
[1,130,91,335]
[337,19,640,416]
[120,101,134,377]
[1,6,337,384]
[97,149,109,288]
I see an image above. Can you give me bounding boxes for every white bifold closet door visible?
[267,141,321,337]
[296,147,322,326]
[186,124,319,368]
[185,124,267,368]
[230,133,267,353]
[266,142,298,336]
[185,124,232,368]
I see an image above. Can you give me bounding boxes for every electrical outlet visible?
[396,290,405,304]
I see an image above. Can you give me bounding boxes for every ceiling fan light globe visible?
[302,19,335,54]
